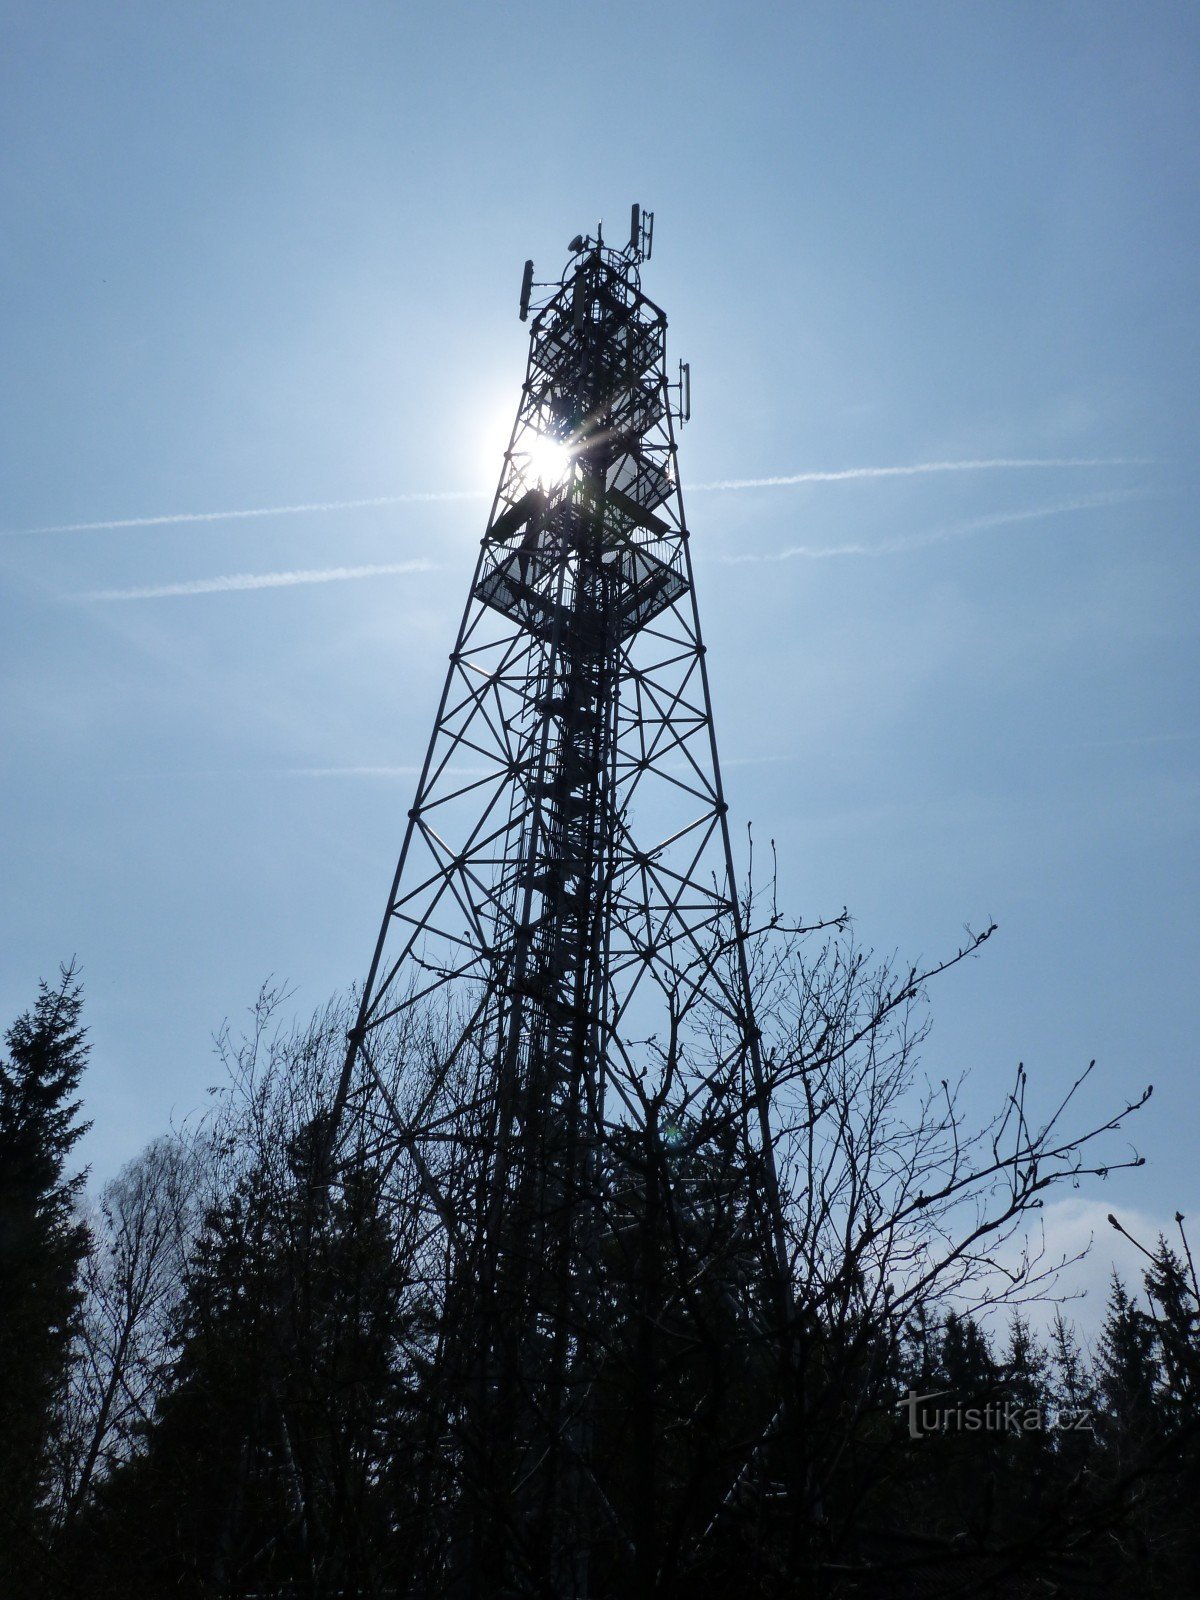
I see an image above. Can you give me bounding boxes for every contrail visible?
[875,492,1146,555]
[293,757,785,779]
[290,764,494,778]
[7,457,1146,538]
[287,765,426,778]
[78,559,442,602]
[713,490,1149,564]
[74,490,1150,600]
[690,457,1148,492]
[11,491,490,538]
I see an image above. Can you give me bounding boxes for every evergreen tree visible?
[1047,1308,1091,1416]
[1046,1308,1095,1477]
[0,962,92,1591]
[80,1118,416,1597]
[1087,1272,1170,1591]
[1142,1239,1200,1593]
[1144,1239,1199,1428]
[1095,1272,1160,1459]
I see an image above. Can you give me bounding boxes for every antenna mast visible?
[326,210,789,1598]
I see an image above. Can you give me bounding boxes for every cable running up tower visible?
[327,207,789,1597]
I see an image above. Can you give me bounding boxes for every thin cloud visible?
[290,764,498,778]
[714,489,1150,565]
[299,757,785,779]
[10,491,490,538]
[71,490,1152,601]
[691,457,1148,492]
[287,765,425,778]
[7,457,1146,538]
[77,559,442,602]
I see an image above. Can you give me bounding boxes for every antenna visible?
[668,358,691,424]
[321,216,785,1599]
[628,203,654,263]
[518,259,534,322]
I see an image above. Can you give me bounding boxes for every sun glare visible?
[527,435,573,488]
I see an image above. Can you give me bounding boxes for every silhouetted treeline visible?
[3,963,1197,1598]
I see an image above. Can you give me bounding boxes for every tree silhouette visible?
[0,962,92,1594]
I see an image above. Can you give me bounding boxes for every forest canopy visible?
[2,916,1196,1599]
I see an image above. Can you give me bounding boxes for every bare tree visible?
[328,871,1155,1595]
[666,883,1154,1590]
[55,1134,200,1521]
[57,910,1156,1595]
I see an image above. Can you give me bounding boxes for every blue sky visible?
[2,1,1196,1325]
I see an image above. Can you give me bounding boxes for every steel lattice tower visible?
[326,208,790,1599]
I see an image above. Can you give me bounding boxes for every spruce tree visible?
[1144,1239,1199,1427]
[0,962,92,1587]
[1143,1239,1200,1593]
[1095,1272,1160,1458]
[81,1118,414,1597]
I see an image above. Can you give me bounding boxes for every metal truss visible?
[327,208,787,1598]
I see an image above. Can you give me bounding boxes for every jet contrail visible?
[78,559,442,602]
[712,489,1149,564]
[7,457,1146,538]
[74,490,1151,599]
[287,765,426,778]
[290,764,494,778]
[11,492,490,538]
[690,457,1148,492]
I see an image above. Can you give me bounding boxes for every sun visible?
[526,434,574,489]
